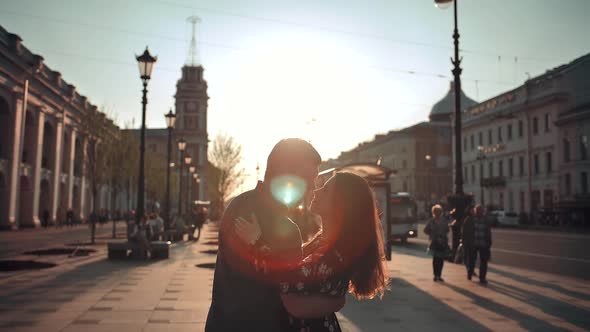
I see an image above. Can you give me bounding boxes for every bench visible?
[107,240,171,260]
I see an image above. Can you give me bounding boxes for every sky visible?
[1,0,589,194]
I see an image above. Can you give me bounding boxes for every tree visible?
[78,106,117,244]
[208,134,246,212]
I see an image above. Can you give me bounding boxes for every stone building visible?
[0,25,118,229]
[125,60,210,215]
[459,53,590,224]
[322,82,475,212]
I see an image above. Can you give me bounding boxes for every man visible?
[205,138,345,331]
[461,204,492,285]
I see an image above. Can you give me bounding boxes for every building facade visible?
[321,82,476,213]
[0,25,118,229]
[459,53,590,223]
[128,64,210,215]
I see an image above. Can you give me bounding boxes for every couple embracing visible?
[205,138,389,331]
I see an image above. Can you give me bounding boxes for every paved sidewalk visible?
[0,224,220,331]
[0,222,588,331]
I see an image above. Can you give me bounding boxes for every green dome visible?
[430,81,477,122]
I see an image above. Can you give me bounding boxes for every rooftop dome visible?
[430,81,477,122]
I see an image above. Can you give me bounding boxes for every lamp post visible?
[425,154,432,211]
[477,146,487,207]
[435,0,471,222]
[189,165,196,212]
[183,154,193,215]
[135,47,157,224]
[164,109,176,229]
[177,137,187,217]
[193,173,200,202]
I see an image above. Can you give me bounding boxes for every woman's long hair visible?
[328,172,388,299]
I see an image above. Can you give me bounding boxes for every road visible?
[408,224,590,280]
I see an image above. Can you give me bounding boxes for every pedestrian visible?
[462,204,493,285]
[66,209,74,227]
[128,215,152,259]
[194,207,208,241]
[424,204,450,282]
[42,209,50,228]
[148,212,164,241]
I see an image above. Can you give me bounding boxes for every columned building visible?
[459,53,590,224]
[0,25,118,229]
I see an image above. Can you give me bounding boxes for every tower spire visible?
[186,16,201,66]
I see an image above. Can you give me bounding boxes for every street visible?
[0,223,589,331]
[414,224,590,280]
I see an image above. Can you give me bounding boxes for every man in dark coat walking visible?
[461,204,492,285]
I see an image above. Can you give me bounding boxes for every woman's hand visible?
[233,213,262,245]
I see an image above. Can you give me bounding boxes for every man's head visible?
[474,204,484,217]
[431,204,443,218]
[264,138,321,207]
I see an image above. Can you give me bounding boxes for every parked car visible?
[488,210,519,227]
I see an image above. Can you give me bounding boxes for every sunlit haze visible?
[2,0,588,195]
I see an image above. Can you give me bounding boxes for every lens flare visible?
[270,175,307,207]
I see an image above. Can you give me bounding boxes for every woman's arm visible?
[280,293,345,319]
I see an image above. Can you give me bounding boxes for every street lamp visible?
[189,165,196,211]
[135,46,157,224]
[435,0,471,223]
[164,109,176,229]
[477,146,487,207]
[177,137,187,216]
[184,154,192,215]
[194,173,200,201]
[425,154,432,210]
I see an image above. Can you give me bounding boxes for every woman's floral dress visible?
[253,237,349,332]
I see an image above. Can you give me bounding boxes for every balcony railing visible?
[480,176,506,187]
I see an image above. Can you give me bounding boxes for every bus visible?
[390,192,418,243]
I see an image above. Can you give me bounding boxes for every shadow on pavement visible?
[443,283,576,331]
[338,277,489,332]
[488,280,590,330]
[488,267,590,302]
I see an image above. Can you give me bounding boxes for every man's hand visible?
[280,294,345,319]
[233,213,262,245]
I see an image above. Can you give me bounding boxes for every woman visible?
[234,172,388,331]
[423,204,450,282]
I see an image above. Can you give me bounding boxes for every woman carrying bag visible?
[424,204,450,282]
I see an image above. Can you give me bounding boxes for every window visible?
[402,160,407,169]
[565,173,571,196]
[546,152,552,173]
[544,113,550,132]
[403,181,408,192]
[498,127,503,142]
[463,137,467,152]
[533,117,539,135]
[470,135,475,150]
[508,158,514,177]
[478,132,483,146]
[564,139,571,162]
[582,172,588,194]
[488,161,494,177]
[479,163,484,181]
[518,120,524,138]
[464,167,468,183]
[520,191,525,213]
[581,135,588,161]
[499,160,504,177]
[507,124,513,140]
[534,154,540,175]
[488,129,493,145]
[519,156,525,176]
[471,164,475,183]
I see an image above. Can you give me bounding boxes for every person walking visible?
[424,204,450,282]
[462,204,493,285]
